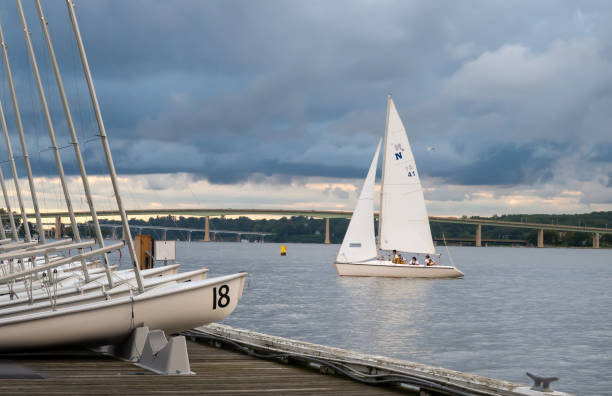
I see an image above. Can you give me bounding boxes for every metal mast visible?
[34,0,113,287]
[0,16,43,244]
[16,0,90,282]
[0,100,26,242]
[66,0,144,292]
[0,166,18,240]
[0,178,6,239]
[377,94,391,250]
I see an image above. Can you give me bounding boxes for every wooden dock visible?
[0,340,402,395]
[0,324,575,395]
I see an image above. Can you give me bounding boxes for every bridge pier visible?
[187,231,191,242]
[111,227,118,240]
[54,216,62,239]
[162,230,167,241]
[237,233,241,242]
[537,229,544,248]
[475,224,482,247]
[593,232,600,249]
[324,218,330,244]
[204,216,211,242]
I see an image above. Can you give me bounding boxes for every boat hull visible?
[0,264,180,307]
[334,261,463,278]
[0,268,209,319]
[0,272,246,352]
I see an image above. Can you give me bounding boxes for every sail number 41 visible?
[213,285,230,309]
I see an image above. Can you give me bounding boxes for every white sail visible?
[378,96,435,254]
[336,140,382,263]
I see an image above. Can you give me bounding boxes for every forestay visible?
[336,140,381,263]
[378,97,435,254]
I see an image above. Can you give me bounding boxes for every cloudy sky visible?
[0,0,611,216]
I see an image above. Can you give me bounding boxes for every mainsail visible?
[336,140,381,263]
[378,96,435,254]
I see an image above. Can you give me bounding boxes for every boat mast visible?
[0,104,17,241]
[34,0,114,287]
[0,166,18,241]
[16,0,91,282]
[0,16,43,244]
[0,43,32,243]
[377,94,391,251]
[0,179,5,240]
[66,0,144,293]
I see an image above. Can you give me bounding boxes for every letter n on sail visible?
[394,152,402,160]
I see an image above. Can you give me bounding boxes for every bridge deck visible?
[22,208,612,234]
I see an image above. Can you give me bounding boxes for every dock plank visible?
[0,341,404,395]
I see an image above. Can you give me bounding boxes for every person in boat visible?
[409,256,419,265]
[424,255,435,266]
[392,250,406,264]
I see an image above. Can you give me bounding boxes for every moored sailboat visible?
[334,96,463,278]
[0,0,248,352]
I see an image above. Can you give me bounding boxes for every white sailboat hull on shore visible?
[0,268,209,319]
[0,264,180,308]
[0,272,246,352]
[335,261,463,278]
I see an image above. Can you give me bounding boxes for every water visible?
[143,242,610,395]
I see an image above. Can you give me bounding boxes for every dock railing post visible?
[475,224,482,247]
[324,218,330,244]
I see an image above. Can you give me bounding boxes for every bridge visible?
[432,237,529,247]
[95,223,272,242]
[8,208,612,248]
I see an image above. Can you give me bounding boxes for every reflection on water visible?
[336,277,434,354]
[115,242,611,395]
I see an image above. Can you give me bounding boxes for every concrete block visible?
[136,330,193,375]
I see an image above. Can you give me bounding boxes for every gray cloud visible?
[425,143,559,185]
[0,0,610,204]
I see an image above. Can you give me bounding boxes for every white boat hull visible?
[0,272,246,352]
[0,268,208,319]
[0,264,180,308]
[334,261,463,278]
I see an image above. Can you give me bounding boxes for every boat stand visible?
[96,326,194,375]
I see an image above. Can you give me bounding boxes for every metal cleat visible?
[526,372,558,392]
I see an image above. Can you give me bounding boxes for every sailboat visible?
[0,0,247,352]
[334,96,463,278]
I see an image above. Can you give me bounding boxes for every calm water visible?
[123,242,611,395]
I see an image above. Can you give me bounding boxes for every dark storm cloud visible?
[426,143,558,185]
[0,1,611,190]
[588,143,612,162]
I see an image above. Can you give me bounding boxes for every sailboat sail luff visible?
[378,97,435,254]
[336,140,381,263]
